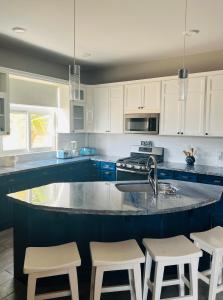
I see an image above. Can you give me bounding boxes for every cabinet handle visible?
[105,130,110,132]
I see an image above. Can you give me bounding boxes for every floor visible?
[0,229,222,300]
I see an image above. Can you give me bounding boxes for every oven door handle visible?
[116,167,149,176]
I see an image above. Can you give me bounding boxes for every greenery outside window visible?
[1,105,56,154]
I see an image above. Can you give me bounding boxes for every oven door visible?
[116,168,148,181]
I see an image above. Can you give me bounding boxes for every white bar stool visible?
[142,235,202,300]
[89,239,145,300]
[191,226,223,300]
[24,242,81,300]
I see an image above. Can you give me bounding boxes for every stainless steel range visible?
[116,144,164,181]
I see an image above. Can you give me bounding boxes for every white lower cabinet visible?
[93,85,123,133]
[205,74,223,136]
[160,76,206,136]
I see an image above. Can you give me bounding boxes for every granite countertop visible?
[0,155,119,177]
[1,154,223,178]
[8,180,223,216]
[158,162,223,177]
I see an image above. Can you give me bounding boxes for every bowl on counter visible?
[79,147,96,156]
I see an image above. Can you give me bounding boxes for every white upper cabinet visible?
[57,84,86,133]
[160,76,205,136]
[124,80,161,113]
[93,85,124,133]
[143,81,161,112]
[85,87,94,133]
[109,86,124,133]
[93,87,110,133]
[124,84,142,113]
[205,74,223,137]
[160,79,182,135]
[0,73,9,135]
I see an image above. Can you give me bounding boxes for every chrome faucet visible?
[146,155,158,196]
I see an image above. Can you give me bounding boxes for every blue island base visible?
[13,201,219,283]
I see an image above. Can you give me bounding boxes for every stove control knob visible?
[116,162,121,167]
[141,166,146,170]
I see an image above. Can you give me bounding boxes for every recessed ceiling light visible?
[12,27,26,33]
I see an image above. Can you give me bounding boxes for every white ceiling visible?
[1,0,223,66]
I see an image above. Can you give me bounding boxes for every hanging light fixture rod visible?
[69,0,81,101]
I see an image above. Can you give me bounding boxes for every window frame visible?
[1,104,56,155]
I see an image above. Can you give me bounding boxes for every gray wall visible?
[83,50,223,84]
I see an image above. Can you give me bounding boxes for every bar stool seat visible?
[24,242,81,300]
[143,235,201,261]
[143,235,202,300]
[90,239,145,266]
[191,226,223,300]
[191,226,223,251]
[90,239,145,300]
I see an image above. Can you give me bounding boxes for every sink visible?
[115,181,177,195]
[115,182,154,193]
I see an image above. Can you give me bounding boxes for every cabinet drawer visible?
[198,174,223,186]
[91,160,101,169]
[157,169,174,179]
[101,170,116,181]
[101,161,116,171]
[174,171,197,182]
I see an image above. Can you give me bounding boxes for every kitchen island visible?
[8,180,223,282]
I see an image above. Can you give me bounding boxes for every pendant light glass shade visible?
[178,68,188,101]
[69,64,80,101]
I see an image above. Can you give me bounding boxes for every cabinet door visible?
[143,81,161,113]
[110,86,124,133]
[206,75,223,136]
[93,87,109,133]
[85,87,94,132]
[160,79,182,135]
[124,84,142,113]
[182,77,205,136]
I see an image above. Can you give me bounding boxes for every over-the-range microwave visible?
[124,113,159,134]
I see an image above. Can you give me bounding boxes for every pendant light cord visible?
[183,0,188,68]
[74,0,76,66]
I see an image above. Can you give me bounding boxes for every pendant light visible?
[178,0,189,101]
[69,0,80,101]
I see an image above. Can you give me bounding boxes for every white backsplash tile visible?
[88,133,223,167]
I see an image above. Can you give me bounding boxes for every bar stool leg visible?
[152,262,164,300]
[143,251,152,300]
[189,258,199,300]
[177,264,185,296]
[209,253,221,300]
[94,267,104,300]
[129,269,136,300]
[133,264,143,300]
[69,267,79,300]
[27,274,36,300]
[90,267,96,300]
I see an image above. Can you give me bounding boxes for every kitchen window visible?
[1,105,56,154]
